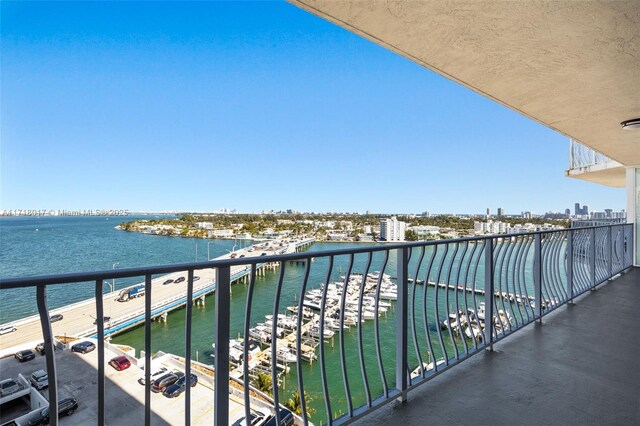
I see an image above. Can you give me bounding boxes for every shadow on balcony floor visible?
[353,267,640,426]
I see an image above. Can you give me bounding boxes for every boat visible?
[464,320,484,341]
[410,359,446,379]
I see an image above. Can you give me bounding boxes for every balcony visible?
[565,139,626,188]
[353,266,640,426]
[0,224,635,425]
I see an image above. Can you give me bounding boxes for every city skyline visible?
[0,202,626,217]
[1,1,626,213]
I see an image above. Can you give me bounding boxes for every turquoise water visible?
[0,216,241,323]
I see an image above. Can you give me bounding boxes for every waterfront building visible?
[209,229,234,238]
[379,216,406,241]
[327,233,348,241]
[195,222,214,229]
[474,220,508,234]
[408,225,440,239]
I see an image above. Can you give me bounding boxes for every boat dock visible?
[409,279,538,303]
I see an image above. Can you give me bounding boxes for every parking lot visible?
[0,343,217,425]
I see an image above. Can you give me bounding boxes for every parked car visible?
[71,341,96,354]
[15,349,36,363]
[109,356,131,371]
[138,367,168,385]
[151,372,183,393]
[30,370,48,390]
[163,279,174,285]
[230,253,238,258]
[175,277,186,283]
[93,316,111,325]
[50,314,63,323]
[0,378,23,397]
[23,397,78,425]
[232,411,266,426]
[35,343,46,355]
[0,325,17,335]
[162,373,198,398]
[193,276,200,281]
[263,409,294,426]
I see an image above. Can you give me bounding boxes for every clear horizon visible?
[1,1,626,214]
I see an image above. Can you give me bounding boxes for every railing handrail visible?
[0,224,625,289]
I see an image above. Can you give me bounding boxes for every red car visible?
[109,356,131,371]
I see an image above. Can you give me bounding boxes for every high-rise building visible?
[565,208,571,215]
[497,207,504,217]
[486,208,491,217]
[379,217,406,241]
[575,203,581,215]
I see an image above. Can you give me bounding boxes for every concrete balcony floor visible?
[354,268,640,426]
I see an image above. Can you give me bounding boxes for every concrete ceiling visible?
[289,0,640,166]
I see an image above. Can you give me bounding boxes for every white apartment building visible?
[209,229,234,238]
[474,220,508,234]
[195,222,214,229]
[409,225,440,239]
[380,217,406,241]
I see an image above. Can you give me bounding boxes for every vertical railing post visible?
[36,285,58,426]
[214,266,231,426]
[566,231,574,304]
[184,270,194,426]
[534,234,543,323]
[144,274,152,426]
[484,238,495,350]
[95,280,106,426]
[607,226,613,279]
[590,228,597,290]
[396,247,409,403]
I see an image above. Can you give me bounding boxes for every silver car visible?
[30,370,48,390]
[138,367,168,385]
[0,325,17,335]
[0,378,24,397]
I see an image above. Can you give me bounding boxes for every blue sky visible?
[1,1,625,215]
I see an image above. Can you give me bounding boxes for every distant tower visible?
[583,205,589,216]
[497,207,504,217]
[486,208,491,218]
[565,208,571,215]
[574,203,581,216]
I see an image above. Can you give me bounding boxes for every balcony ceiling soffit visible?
[289,0,640,166]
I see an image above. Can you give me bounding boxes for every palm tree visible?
[252,373,273,395]
[284,390,316,419]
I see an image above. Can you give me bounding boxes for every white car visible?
[0,378,23,397]
[138,367,168,385]
[30,370,48,390]
[0,325,17,335]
